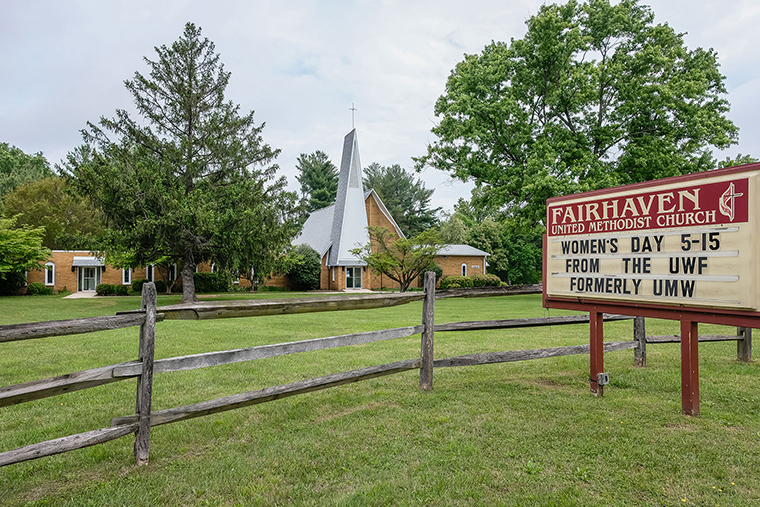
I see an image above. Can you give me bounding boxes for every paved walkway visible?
[63,291,98,299]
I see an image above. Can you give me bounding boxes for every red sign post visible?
[543,163,760,414]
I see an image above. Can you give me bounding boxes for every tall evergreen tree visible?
[363,163,440,237]
[66,23,298,302]
[295,151,338,212]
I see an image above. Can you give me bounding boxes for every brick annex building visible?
[27,130,489,293]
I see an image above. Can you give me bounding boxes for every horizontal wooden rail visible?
[0,314,635,409]
[0,423,138,467]
[112,359,422,427]
[434,341,637,368]
[646,334,739,343]
[434,314,633,333]
[120,293,425,321]
[0,361,140,408]
[113,325,424,377]
[0,313,163,343]
[436,284,542,299]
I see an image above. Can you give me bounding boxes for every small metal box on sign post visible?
[597,372,609,386]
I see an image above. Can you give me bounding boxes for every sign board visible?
[544,164,760,312]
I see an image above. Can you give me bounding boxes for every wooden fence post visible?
[737,327,752,362]
[680,320,699,416]
[419,271,435,391]
[589,310,604,396]
[134,282,157,466]
[633,317,646,367]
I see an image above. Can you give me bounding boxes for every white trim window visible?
[461,263,467,277]
[45,263,55,286]
[123,268,131,285]
[168,264,177,281]
[146,264,154,282]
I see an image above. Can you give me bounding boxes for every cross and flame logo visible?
[719,182,744,221]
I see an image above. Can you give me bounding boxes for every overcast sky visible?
[2,0,758,213]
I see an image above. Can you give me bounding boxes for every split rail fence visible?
[0,274,752,467]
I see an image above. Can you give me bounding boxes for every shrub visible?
[194,272,230,293]
[27,282,54,296]
[439,275,474,290]
[154,280,167,294]
[132,278,149,293]
[471,273,502,287]
[96,283,115,296]
[114,284,129,296]
[425,262,443,282]
[0,272,27,295]
[282,244,321,291]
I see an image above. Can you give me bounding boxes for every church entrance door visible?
[346,267,362,289]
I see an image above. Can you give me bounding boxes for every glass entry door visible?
[346,267,362,289]
[79,267,100,291]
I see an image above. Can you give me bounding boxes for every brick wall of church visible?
[364,193,402,290]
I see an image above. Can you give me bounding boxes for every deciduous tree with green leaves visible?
[416,0,738,226]
[2,177,103,250]
[295,151,338,213]
[351,226,443,292]
[0,143,53,203]
[363,163,440,237]
[0,216,50,282]
[717,154,757,169]
[65,23,298,303]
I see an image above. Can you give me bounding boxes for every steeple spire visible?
[328,129,369,267]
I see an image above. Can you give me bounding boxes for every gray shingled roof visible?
[293,204,335,257]
[438,244,490,257]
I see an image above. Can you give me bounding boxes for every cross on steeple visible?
[350,103,357,129]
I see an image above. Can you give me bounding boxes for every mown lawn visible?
[0,292,758,506]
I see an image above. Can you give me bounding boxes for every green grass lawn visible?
[0,293,758,506]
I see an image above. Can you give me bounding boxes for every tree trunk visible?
[180,254,198,303]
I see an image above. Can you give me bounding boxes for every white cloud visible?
[1,0,757,213]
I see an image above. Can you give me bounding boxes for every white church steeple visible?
[328,129,370,267]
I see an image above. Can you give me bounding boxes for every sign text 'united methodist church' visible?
[544,165,759,311]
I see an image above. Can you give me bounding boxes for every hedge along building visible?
[288,129,490,291]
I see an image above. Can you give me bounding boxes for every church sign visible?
[545,165,758,311]
[542,163,760,416]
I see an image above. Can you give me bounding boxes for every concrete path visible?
[63,291,98,299]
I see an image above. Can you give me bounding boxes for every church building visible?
[288,129,490,291]
[25,129,490,294]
